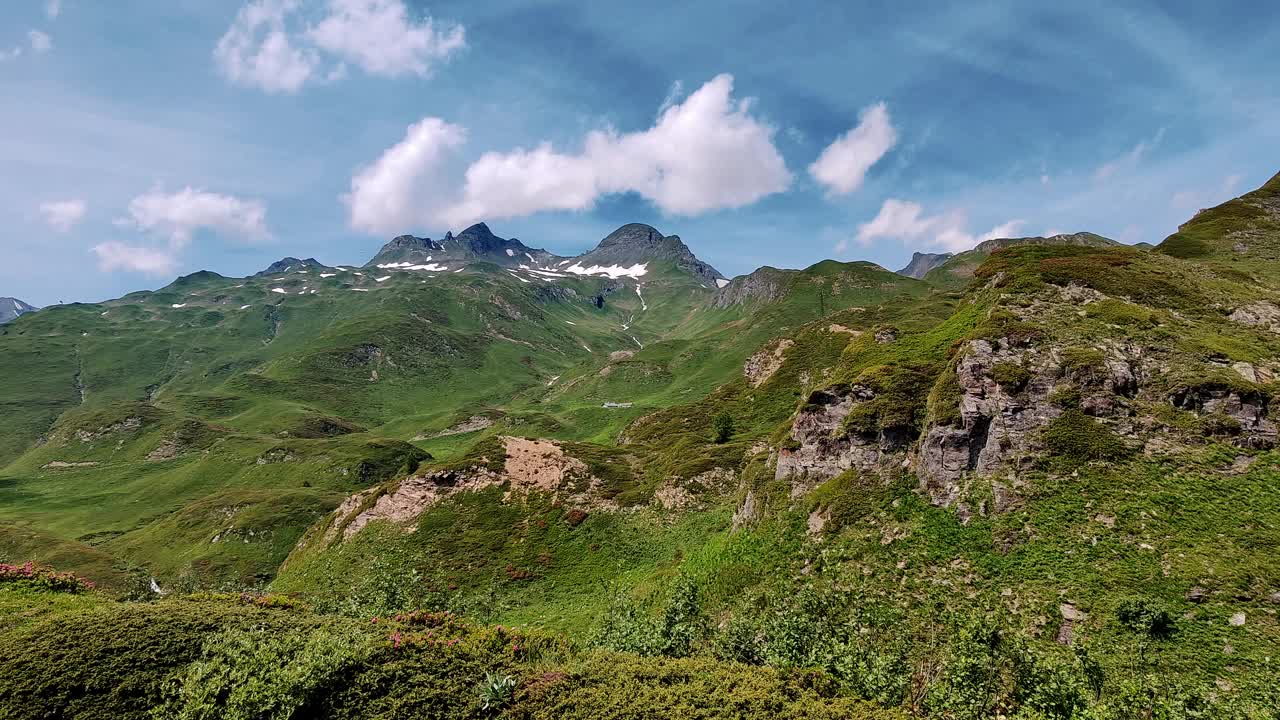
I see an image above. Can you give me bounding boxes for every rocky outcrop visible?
[744,339,793,387]
[895,252,953,279]
[1229,302,1280,333]
[917,338,1068,507]
[778,303,1277,519]
[321,436,625,544]
[713,267,792,308]
[1170,383,1276,449]
[775,385,909,496]
[329,468,502,542]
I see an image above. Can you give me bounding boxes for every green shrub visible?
[1114,597,1175,639]
[712,411,735,444]
[1043,410,1132,464]
[0,562,96,594]
[592,578,707,658]
[1047,386,1082,409]
[1060,347,1107,379]
[0,598,306,720]
[156,624,377,720]
[928,368,965,427]
[1087,299,1156,328]
[991,361,1032,392]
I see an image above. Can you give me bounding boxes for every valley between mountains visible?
[3,173,1280,718]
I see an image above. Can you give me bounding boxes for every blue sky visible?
[4,0,1279,306]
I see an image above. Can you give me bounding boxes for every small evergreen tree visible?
[712,411,735,443]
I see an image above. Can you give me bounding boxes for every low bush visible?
[0,561,96,594]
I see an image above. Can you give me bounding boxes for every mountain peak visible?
[577,224,724,286]
[255,257,325,277]
[367,224,557,269]
[896,251,953,279]
[596,223,665,250]
[0,297,36,324]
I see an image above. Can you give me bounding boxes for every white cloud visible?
[346,117,467,235]
[120,187,270,246]
[39,199,86,232]
[808,102,896,195]
[308,0,465,77]
[46,0,62,20]
[347,74,791,231]
[91,242,179,275]
[215,0,319,94]
[0,47,21,62]
[28,30,52,53]
[215,0,463,93]
[856,198,1023,253]
[346,75,790,231]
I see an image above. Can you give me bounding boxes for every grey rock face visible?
[895,252,953,279]
[712,267,792,308]
[1229,302,1280,333]
[1170,384,1276,448]
[0,297,36,324]
[775,385,911,495]
[366,223,562,269]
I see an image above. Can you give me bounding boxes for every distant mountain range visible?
[358,221,726,288]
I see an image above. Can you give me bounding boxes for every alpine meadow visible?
[4,2,1280,719]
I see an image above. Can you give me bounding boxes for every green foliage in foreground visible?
[0,589,902,720]
[5,584,1280,720]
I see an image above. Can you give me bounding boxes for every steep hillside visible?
[1156,170,1280,275]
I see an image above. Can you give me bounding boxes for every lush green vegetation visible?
[3,176,1280,716]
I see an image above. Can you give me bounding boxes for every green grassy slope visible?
[6,175,1280,717]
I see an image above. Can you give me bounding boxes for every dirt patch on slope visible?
[744,339,794,387]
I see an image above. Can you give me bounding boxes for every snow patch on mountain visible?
[564,262,648,279]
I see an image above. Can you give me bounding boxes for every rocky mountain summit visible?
[366,222,560,269]
[895,251,952,279]
[0,297,35,324]
[571,223,725,287]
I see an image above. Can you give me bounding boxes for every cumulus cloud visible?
[119,187,270,246]
[215,0,463,93]
[0,47,21,62]
[808,102,896,195]
[29,30,52,53]
[215,0,319,93]
[856,199,1023,253]
[91,242,180,275]
[308,0,464,77]
[346,117,467,235]
[94,188,270,276]
[39,199,86,232]
[46,0,62,19]
[346,74,792,233]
